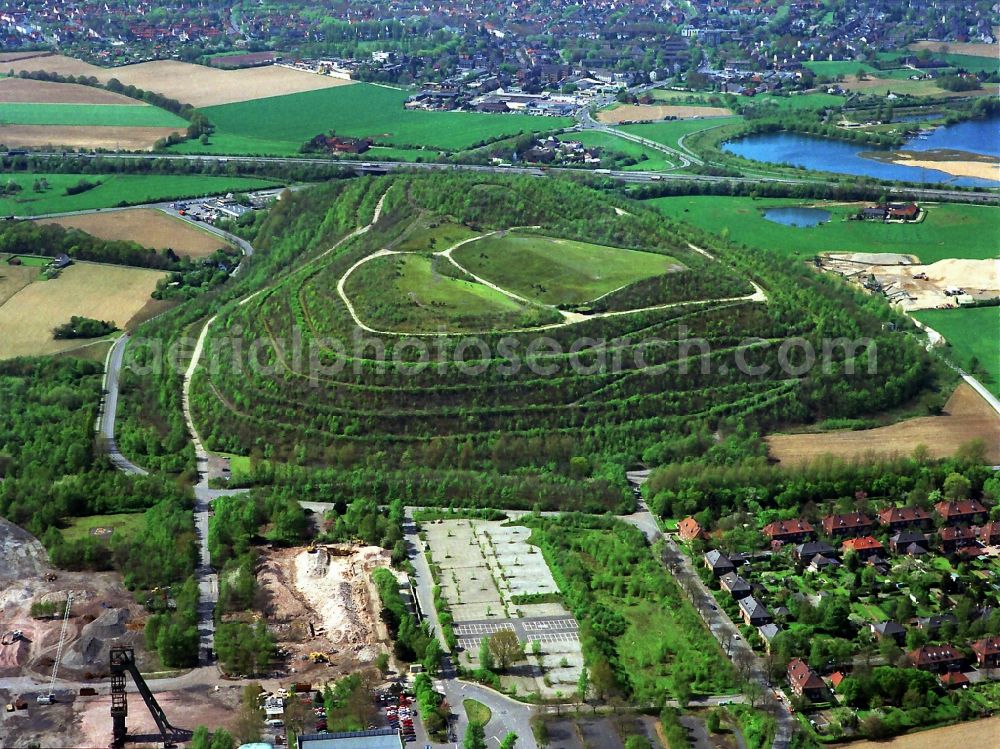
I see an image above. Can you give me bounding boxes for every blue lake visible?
[762,207,831,227]
[723,116,1000,187]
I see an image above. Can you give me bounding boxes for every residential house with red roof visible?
[842,536,884,559]
[972,636,1000,669]
[979,522,1000,546]
[939,526,979,552]
[935,499,987,526]
[878,506,931,531]
[678,517,705,542]
[908,644,964,673]
[822,512,874,538]
[787,658,826,701]
[762,519,814,543]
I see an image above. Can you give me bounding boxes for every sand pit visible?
[598,103,732,123]
[0,77,144,105]
[9,55,356,107]
[889,154,1000,182]
[0,124,183,151]
[767,382,1000,466]
[39,209,230,258]
[291,546,390,662]
[821,255,1000,311]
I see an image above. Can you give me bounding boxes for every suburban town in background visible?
[0,2,998,749]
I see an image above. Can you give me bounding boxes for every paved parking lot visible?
[455,615,580,651]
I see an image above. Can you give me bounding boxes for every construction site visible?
[254,543,395,677]
[817,252,1000,311]
[1,513,398,748]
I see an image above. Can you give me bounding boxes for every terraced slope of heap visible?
[172,174,932,511]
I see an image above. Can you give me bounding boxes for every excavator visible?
[110,647,189,748]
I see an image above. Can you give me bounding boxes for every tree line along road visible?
[19,150,1000,205]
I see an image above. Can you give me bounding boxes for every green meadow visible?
[453,233,678,305]
[345,253,560,333]
[618,116,742,154]
[913,307,1000,397]
[0,173,279,216]
[198,83,574,153]
[0,102,186,128]
[60,512,146,542]
[649,196,999,263]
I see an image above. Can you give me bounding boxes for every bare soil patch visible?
[75,685,243,749]
[767,383,1000,465]
[0,124,182,151]
[820,255,1000,311]
[909,40,1000,58]
[256,545,392,677]
[8,55,356,107]
[598,103,732,123]
[0,77,143,105]
[0,261,165,358]
[38,209,229,258]
[0,517,151,680]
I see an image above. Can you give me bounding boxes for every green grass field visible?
[394,219,480,253]
[742,93,846,111]
[0,102,186,128]
[0,173,279,216]
[648,196,999,263]
[454,233,679,305]
[649,89,730,105]
[345,253,560,333]
[558,131,674,170]
[170,131,433,161]
[805,61,880,78]
[913,307,1000,396]
[5,254,50,267]
[197,84,574,153]
[618,116,742,155]
[60,512,146,542]
[463,699,492,727]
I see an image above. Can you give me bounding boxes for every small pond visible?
[762,206,831,227]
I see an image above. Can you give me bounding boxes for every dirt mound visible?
[62,608,130,668]
[0,636,30,673]
[293,546,390,658]
[84,608,129,639]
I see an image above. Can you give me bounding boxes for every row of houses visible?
[787,636,1000,702]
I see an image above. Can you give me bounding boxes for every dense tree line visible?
[0,220,185,270]
[372,567,439,669]
[208,491,308,566]
[52,315,117,339]
[214,620,274,676]
[1,153,355,185]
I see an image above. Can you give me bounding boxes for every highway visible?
[17,149,1000,204]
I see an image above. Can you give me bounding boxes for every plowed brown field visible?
[766,383,1000,465]
[7,54,355,107]
[0,124,181,151]
[0,77,143,104]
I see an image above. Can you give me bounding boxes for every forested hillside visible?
[120,173,940,511]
